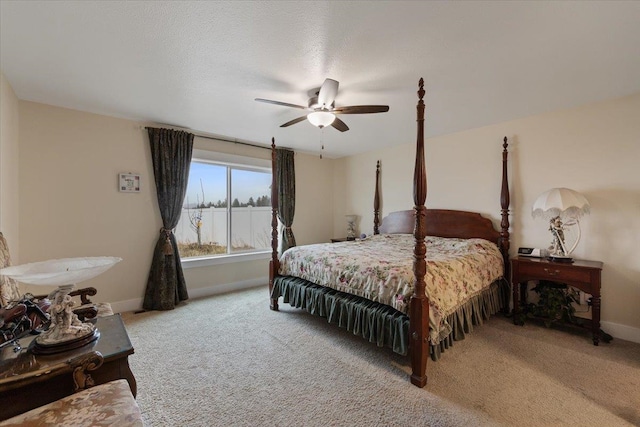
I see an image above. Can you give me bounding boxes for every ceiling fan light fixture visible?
[307,111,335,128]
[256,78,388,132]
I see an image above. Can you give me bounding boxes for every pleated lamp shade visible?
[531,188,590,219]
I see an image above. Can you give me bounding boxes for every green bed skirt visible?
[271,276,508,360]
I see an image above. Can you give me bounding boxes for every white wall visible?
[334,93,640,337]
[16,101,335,310]
[0,71,20,261]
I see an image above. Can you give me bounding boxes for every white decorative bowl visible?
[0,257,121,286]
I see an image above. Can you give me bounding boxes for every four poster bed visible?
[268,78,510,387]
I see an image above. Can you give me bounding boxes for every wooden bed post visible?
[269,137,279,311]
[500,136,510,313]
[373,160,381,235]
[410,78,429,388]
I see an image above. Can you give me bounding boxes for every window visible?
[175,150,272,260]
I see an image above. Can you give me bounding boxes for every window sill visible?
[181,251,271,269]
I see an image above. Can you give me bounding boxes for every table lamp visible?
[532,188,590,262]
[345,215,358,240]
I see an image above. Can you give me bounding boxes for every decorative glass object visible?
[0,257,121,353]
[345,215,357,240]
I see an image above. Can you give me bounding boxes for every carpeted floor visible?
[121,287,640,427]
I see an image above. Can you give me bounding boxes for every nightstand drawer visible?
[517,262,592,283]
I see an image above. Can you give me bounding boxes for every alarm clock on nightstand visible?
[518,247,549,258]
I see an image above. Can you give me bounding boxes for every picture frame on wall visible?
[119,173,141,193]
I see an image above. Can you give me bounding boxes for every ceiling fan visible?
[255,78,389,132]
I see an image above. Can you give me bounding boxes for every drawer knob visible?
[543,268,560,276]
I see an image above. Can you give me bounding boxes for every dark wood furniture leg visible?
[512,280,520,322]
[591,291,601,346]
[93,354,137,397]
[511,280,527,325]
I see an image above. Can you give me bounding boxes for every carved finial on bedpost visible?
[410,77,428,388]
[269,137,279,311]
[418,78,425,104]
[374,160,381,235]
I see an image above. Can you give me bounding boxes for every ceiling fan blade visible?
[317,78,339,108]
[280,116,308,128]
[332,105,390,114]
[255,98,308,110]
[331,117,349,132]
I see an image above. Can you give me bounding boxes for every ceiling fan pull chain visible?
[320,129,324,159]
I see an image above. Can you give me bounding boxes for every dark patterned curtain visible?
[144,128,194,310]
[276,148,296,253]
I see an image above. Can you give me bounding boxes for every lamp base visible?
[548,255,574,263]
[34,284,97,350]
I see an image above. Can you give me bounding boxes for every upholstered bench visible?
[0,379,142,427]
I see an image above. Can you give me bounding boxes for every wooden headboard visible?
[372,136,510,266]
[378,209,501,244]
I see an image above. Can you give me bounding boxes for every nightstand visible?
[330,237,355,243]
[511,256,603,345]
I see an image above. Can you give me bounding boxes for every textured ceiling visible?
[1,1,639,158]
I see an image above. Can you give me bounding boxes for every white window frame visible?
[181,149,272,269]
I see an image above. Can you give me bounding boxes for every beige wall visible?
[18,102,161,305]
[17,101,335,308]
[334,93,640,335]
[293,151,335,245]
[0,71,21,260]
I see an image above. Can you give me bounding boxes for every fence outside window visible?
[175,206,271,257]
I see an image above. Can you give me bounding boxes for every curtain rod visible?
[144,126,272,151]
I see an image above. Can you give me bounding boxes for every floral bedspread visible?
[278,234,504,343]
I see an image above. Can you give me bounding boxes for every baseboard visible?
[600,321,640,344]
[110,277,268,314]
[110,297,145,315]
[187,277,267,299]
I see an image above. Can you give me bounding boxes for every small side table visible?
[511,256,603,345]
[0,314,136,420]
